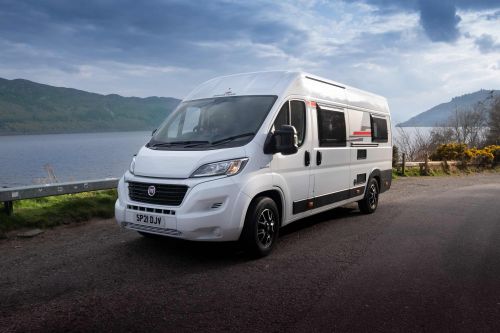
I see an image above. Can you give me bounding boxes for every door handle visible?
[305,151,310,166]
[316,151,322,165]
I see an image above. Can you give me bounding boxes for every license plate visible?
[135,213,163,226]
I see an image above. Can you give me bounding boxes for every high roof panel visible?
[183,71,389,114]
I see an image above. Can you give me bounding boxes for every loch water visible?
[0,131,151,187]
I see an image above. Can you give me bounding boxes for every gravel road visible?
[1,173,499,332]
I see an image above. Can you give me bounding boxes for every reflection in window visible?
[273,100,306,146]
[317,107,346,147]
[371,116,388,142]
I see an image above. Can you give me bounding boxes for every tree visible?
[447,102,488,147]
[486,96,500,145]
[394,127,433,161]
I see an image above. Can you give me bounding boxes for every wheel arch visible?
[239,187,285,231]
[368,168,381,189]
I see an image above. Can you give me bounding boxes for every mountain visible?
[398,89,500,127]
[0,77,181,135]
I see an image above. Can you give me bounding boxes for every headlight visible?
[190,158,249,178]
[129,157,136,174]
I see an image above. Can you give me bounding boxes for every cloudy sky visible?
[0,0,499,123]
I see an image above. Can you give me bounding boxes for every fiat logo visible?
[147,185,156,197]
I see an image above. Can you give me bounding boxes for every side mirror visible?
[274,125,298,155]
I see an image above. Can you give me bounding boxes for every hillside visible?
[398,89,500,127]
[0,78,180,135]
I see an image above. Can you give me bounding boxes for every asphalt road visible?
[1,173,500,332]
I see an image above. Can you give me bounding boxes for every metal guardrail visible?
[0,178,119,216]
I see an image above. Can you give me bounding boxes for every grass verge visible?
[392,165,500,179]
[0,189,117,235]
[1,167,498,235]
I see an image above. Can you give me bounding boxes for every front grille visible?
[127,204,175,215]
[128,181,188,206]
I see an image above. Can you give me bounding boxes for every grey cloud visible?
[417,0,461,42]
[484,10,500,20]
[354,0,499,42]
[475,34,500,53]
[0,0,304,68]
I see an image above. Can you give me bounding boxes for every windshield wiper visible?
[148,140,210,148]
[210,132,255,146]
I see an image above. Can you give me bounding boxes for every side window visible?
[273,100,306,147]
[371,115,388,142]
[273,102,289,130]
[317,107,346,147]
[348,110,371,143]
[290,100,306,146]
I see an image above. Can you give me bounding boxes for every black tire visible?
[358,178,379,214]
[240,197,280,258]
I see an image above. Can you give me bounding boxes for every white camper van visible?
[115,71,392,256]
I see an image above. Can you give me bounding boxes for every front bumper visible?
[115,174,252,241]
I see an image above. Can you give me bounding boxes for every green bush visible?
[431,143,470,161]
[466,148,494,166]
[432,143,499,167]
[484,145,500,164]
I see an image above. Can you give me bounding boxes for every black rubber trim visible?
[305,76,345,89]
[350,142,379,147]
[292,185,365,215]
[292,200,309,215]
[379,169,392,193]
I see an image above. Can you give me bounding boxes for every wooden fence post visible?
[401,153,406,176]
[4,201,13,216]
[424,153,430,176]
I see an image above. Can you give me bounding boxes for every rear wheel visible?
[241,197,280,258]
[358,178,379,214]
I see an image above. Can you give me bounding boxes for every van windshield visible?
[148,95,277,149]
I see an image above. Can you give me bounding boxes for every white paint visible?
[115,71,392,243]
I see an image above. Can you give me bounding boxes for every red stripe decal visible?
[352,131,372,136]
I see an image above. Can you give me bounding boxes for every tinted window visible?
[273,102,289,130]
[348,110,371,143]
[371,116,388,142]
[317,107,346,147]
[273,100,306,147]
[290,101,306,146]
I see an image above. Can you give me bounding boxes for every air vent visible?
[124,222,182,237]
[211,202,223,209]
[127,205,175,215]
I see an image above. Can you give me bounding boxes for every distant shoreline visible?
[0,129,155,136]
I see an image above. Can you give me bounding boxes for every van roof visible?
[184,71,390,114]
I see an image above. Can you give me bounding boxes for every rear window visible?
[371,116,388,143]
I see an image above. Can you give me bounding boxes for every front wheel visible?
[358,178,379,214]
[240,197,280,258]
